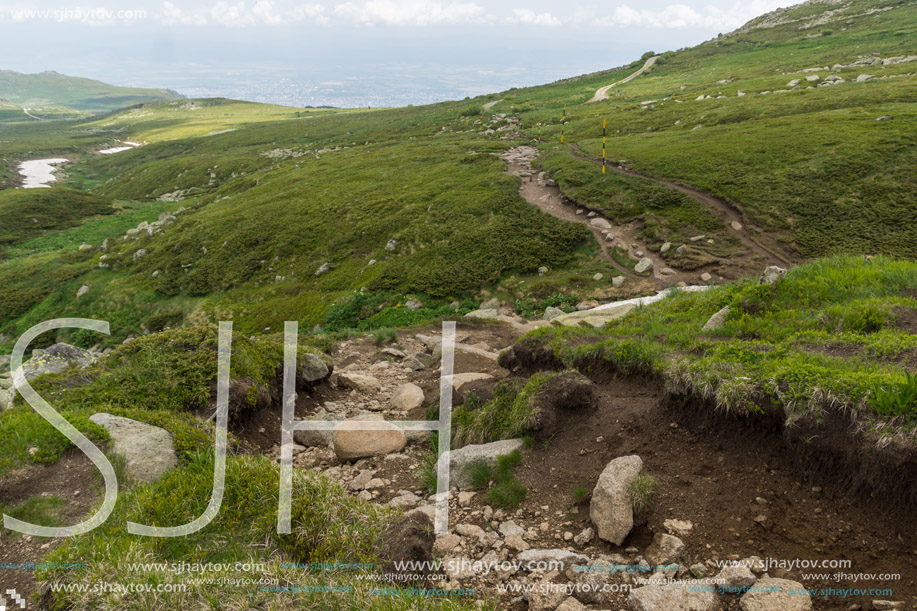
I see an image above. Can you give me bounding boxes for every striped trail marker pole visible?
[537,122,542,143]
[602,120,606,175]
[560,105,566,143]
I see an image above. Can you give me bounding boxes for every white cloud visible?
[593,0,788,30]
[159,0,328,26]
[333,0,486,25]
[509,8,560,26]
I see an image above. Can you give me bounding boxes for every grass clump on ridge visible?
[514,256,917,429]
[37,455,489,610]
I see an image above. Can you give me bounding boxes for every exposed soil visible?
[0,449,102,601]
[240,317,917,609]
[463,374,917,610]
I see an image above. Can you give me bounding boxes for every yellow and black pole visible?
[602,120,606,175]
[560,104,566,143]
[537,122,542,143]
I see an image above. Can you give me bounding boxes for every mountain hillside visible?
[1,1,916,609]
[0,69,183,117]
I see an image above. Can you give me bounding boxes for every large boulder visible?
[759,266,786,286]
[635,258,654,275]
[553,304,637,328]
[590,455,643,545]
[439,439,524,490]
[391,383,425,411]
[89,413,178,483]
[299,352,332,384]
[739,577,812,611]
[628,583,722,611]
[18,343,96,381]
[333,419,407,460]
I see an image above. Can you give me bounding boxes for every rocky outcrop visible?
[89,413,178,483]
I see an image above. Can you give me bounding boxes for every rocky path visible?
[570,146,793,267]
[501,146,688,287]
[587,56,659,103]
[263,313,917,611]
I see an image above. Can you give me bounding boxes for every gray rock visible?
[663,518,693,537]
[300,353,331,383]
[538,266,549,275]
[660,242,672,253]
[89,413,178,483]
[612,276,626,287]
[543,306,565,321]
[498,520,525,537]
[381,347,406,359]
[556,597,587,611]
[573,527,595,546]
[516,548,589,570]
[385,239,398,251]
[403,357,426,371]
[675,245,687,255]
[590,217,612,229]
[590,455,643,545]
[702,306,730,331]
[76,284,90,299]
[629,583,722,611]
[645,533,685,565]
[293,409,338,447]
[405,299,424,311]
[759,266,787,286]
[700,272,713,282]
[132,249,147,261]
[337,372,380,392]
[714,564,756,589]
[480,297,502,310]
[634,258,653,275]
[14,343,96,383]
[391,383,424,411]
[333,419,407,461]
[739,577,812,610]
[439,438,524,490]
[464,308,500,320]
[315,262,331,276]
[593,273,604,281]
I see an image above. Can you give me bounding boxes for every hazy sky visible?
[0,0,792,105]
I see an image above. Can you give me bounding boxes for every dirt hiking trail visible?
[587,56,659,103]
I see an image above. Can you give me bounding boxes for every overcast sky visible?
[0,0,793,106]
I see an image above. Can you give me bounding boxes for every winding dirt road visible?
[587,56,659,103]
[570,146,792,266]
[502,146,690,286]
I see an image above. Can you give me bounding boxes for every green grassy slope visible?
[0,69,182,115]
[0,0,914,348]
[488,0,917,260]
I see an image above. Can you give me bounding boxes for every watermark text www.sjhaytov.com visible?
[9,7,147,22]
